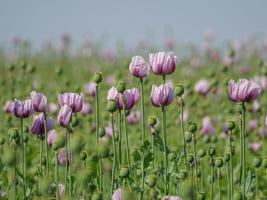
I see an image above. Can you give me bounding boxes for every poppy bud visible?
[253,158,262,168]
[99,127,105,138]
[80,151,88,161]
[215,158,224,168]
[224,153,230,163]
[226,121,235,131]
[145,174,157,187]
[93,72,102,84]
[106,100,117,113]
[148,116,157,127]
[116,81,126,93]
[208,147,216,157]
[198,149,206,158]
[174,84,184,97]
[188,123,197,132]
[119,167,129,178]
[185,131,192,143]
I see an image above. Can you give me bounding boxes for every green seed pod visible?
[188,123,197,132]
[148,116,157,127]
[91,191,103,200]
[168,152,176,162]
[8,128,19,139]
[106,100,118,113]
[185,131,192,143]
[174,84,184,97]
[52,132,65,151]
[145,174,157,187]
[224,153,230,163]
[119,167,129,178]
[93,72,102,84]
[253,158,262,168]
[116,80,126,93]
[208,147,216,157]
[80,151,88,161]
[99,127,106,138]
[215,158,224,168]
[226,121,235,131]
[198,149,206,158]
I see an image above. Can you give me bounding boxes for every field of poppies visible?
[0,35,267,200]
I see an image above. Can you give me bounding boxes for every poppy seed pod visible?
[226,120,235,131]
[174,84,184,97]
[145,174,157,187]
[106,100,118,113]
[116,81,126,93]
[119,167,129,178]
[188,123,197,132]
[215,158,224,168]
[93,72,102,84]
[208,147,216,157]
[148,116,157,127]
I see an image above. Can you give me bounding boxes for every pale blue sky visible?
[0,0,267,48]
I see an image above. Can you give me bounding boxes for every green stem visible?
[255,170,258,198]
[140,78,145,200]
[68,129,72,197]
[64,128,68,193]
[55,151,59,200]
[118,111,122,166]
[161,106,168,195]
[192,133,199,193]
[218,168,221,200]
[44,112,49,175]
[179,97,187,172]
[20,118,26,197]
[229,131,233,200]
[95,84,103,192]
[227,164,231,200]
[210,158,214,200]
[122,95,131,171]
[111,113,117,193]
[241,102,246,200]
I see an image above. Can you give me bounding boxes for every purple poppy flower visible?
[228,79,262,102]
[81,103,93,116]
[84,82,97,97]
[112,188,123,200]
[58,92,83,113]
[13,99,34,118]
[57,105,72,127]
[3,100,13,113]
[31,113,53,138]
[127,110,141,124]
[194,79,209,96]
[30,91,47,112]
[200,116,215,135]
[57,148,70,166]
[151,83,173,107]
[149,52,177,75]
[129,56,150,78]
[47,129,57,146]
